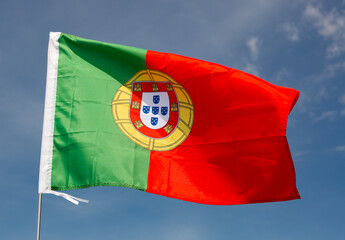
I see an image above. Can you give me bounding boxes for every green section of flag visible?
[51,33,150,191]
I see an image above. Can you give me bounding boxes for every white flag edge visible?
[38,32,89,205]
[38,32,61,194]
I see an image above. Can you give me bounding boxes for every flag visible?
[39,32,300,205]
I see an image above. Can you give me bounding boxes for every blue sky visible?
[1,0,345,239]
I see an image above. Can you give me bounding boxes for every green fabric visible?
[51,33,150,191]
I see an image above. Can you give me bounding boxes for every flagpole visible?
[36,193,42,240]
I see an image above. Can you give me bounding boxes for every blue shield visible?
[161,107,168,116]
[151,117,158,126]
[152,107,159,115]
[153,95,160,104]
[143,106,150,114]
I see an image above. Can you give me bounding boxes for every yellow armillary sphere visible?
[112,69,194,151]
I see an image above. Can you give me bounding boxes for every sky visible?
[1,0,345,239]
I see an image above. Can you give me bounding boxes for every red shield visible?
[129,82,179,139]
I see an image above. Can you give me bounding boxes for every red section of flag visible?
[146,50,300,205]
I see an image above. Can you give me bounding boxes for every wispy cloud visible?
[281,23,300,42]
[246,36,260,60]
[307,61,345,82]
[162,224,204,240]
[244,63,260,76]
[315,85,328,100]
[331,145,345,152]
[243,36,261,76]
[292,150,309,159]
[312,110,336,122]
[303,4,345,58]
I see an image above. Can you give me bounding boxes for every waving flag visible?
[39,32,300,205]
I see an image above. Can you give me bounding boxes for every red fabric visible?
[146,50,300,205]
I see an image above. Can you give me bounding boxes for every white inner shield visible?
[140,92,170,129]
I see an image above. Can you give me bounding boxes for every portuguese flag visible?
[39,32,300,205]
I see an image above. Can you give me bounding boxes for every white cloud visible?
[315,85,328,99]
[244,36,261,76]
[332,145,345,152]
[246,36,260,60]
[312,110,336,122]
[310,61,345,81]
[163,224,203,240]
[135,0,290,61]
[293,150,309,158]
[281,23,300,42]
[303,4,345,58]
[274,68,291,84]
[244,63,260,76]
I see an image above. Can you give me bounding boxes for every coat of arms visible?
[112,69,194,151]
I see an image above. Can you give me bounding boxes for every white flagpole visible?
[36,193,42,240]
